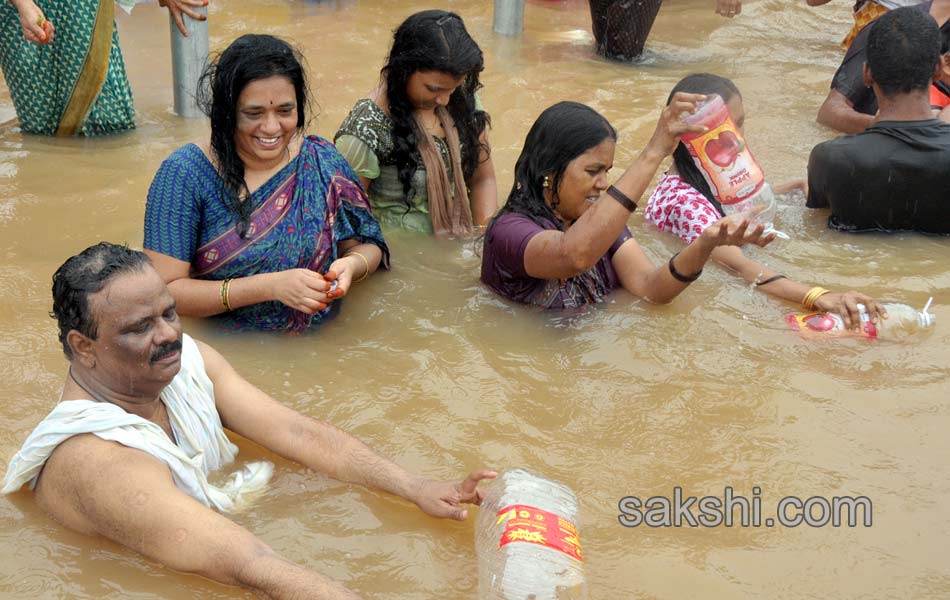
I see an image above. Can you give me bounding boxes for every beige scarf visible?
[412,107,474,237]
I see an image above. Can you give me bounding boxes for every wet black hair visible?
[491,101,616,231]
[667,73,742,216]
[197,34,309,237]
[382,10,490,207]
[867,7,941,97]
[51,243,152,359]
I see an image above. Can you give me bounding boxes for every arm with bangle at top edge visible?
[709,245,887,329]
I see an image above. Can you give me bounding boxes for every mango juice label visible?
[495,504,583,562]
[683,121,765,206]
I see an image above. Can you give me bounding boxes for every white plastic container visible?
[475,469,587,600]
[786,298,936,339]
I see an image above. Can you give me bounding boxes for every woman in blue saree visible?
[144,34,388,333]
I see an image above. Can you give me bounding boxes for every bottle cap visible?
[918,297,936,329]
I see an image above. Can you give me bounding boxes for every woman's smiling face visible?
[234,75,299,165]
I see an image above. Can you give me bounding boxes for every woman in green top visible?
[335,9,498,236]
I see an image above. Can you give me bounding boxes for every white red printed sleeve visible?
[644,172,722,245]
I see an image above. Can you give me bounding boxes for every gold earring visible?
[542,175,551,188]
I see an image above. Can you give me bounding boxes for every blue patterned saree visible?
[145,135,389,333]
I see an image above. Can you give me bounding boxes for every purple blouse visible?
[481,213,632,309]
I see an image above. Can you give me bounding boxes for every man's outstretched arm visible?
[34,434,361,599]
[198,340,496,520]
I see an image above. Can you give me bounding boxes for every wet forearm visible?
[293,419,421,504]
[469,176,499,226]
[340,242,383,279]
[709,246,811,306]
[236,551,362,600]
[167,273,277,317]
[817,97,874,134]
[638,234,713,303]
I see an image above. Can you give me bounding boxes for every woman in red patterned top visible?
[645,73,884,328]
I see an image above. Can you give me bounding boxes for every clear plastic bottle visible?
[475,469,587,600]
[681,95,788,239]
[786,298,936,339]
[720,182,788,239]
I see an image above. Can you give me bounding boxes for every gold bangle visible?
[802,286,830,311]
[346,251,371,283]
[221,278,233,312]
[802,287,819,310]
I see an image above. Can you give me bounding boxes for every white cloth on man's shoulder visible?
[1,334,272,512]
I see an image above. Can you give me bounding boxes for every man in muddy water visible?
[1,242,495,599]
[807,7,950,233]
[816,0,950,133]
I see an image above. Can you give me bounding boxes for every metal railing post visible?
[170,5,209,118]
[493,0,525,35]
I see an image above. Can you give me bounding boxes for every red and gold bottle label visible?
[495,504,583,562]
[785,312,878,338]
[683,121,765,206]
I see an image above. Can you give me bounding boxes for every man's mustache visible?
[150,339,183,363]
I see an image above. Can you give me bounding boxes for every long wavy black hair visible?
[490,101,616,232]
[383,10,490,206]
[668,73,741,216]
[197,34,309,237]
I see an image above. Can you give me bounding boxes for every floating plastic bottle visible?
[786,298,936,339]
[681,94,789,239]
[475,469,587,600]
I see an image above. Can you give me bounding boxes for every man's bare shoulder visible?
[34,433,174,535]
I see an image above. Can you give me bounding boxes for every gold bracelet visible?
[221,278,233,312]
[802,287,821,310]
[802,286,830,311]
[346,251,371,283]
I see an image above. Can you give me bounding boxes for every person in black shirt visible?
[816,0,950,133]
[807,6,950,233]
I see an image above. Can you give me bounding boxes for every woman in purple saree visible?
[144,35,388,333]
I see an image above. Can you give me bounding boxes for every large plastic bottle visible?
[475,469,587,600]
[680,94,789,239]
[786,298,936,339]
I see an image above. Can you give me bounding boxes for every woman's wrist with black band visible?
[668,251,703,283]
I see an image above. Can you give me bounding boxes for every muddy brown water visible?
[1,0,948,598]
